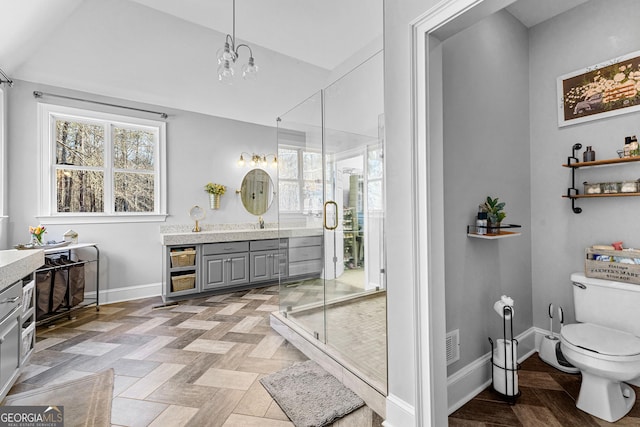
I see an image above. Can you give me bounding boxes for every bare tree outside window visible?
[52,117,159,215]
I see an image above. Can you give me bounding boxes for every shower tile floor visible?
[281,273,387,391]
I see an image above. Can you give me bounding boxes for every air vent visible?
[446,329,460,365]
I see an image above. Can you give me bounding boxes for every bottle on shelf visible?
[624,136,632,158]
[630,135,639,157]
[583,146,596,162]
[476,205,487,235]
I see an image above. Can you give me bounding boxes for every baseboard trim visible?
[447,326,537,414]
[382,394,415,427]
[85,282,161,305]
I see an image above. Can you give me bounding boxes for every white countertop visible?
[161,227,323,246]
[0,249,45,290]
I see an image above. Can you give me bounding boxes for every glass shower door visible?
[277,91,327,341]
[277,51,386,392]
[323,52,386,390]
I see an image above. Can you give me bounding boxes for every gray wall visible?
[530,0,640,329]
[442,10,532,374]
[6,80,278,294]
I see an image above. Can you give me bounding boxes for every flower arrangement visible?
[29,225,46,245]
[204,183,226,195]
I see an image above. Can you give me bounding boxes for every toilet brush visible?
[546,303,554,338]
[539,303,579,373]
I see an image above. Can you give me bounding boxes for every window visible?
[278,146,323,213]
[39,104,166,223]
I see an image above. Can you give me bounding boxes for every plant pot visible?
[209,194,220,210]
[488,221,501,235]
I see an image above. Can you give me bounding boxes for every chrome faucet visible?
[258,216,265,229]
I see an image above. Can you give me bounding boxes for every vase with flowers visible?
[204,182,226,209]
[29,225,46,246]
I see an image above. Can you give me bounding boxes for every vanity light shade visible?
[242,57,258,81]
[218,60,234,84]
[237,154,245,167]
[271,156,278,168]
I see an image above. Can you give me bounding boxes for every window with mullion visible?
[41,103,165,221]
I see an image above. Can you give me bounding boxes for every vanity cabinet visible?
[288,236,323,278]
[249,239,288,282]
[162,233,319,301]
[202,242,249,290]
[0,273,37,400]
[166,245,200,298]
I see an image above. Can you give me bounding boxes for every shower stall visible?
[275,52,387,395]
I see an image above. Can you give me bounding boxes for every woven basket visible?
[170,249,196,268]
[171,273,196,292]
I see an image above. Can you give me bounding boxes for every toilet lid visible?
[562,323,640,357]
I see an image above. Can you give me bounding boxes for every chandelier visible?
[217,0,258,84]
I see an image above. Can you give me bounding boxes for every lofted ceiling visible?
[0,0,591,128]
[0,0,383,128]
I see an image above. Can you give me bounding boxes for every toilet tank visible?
[571,272,640,336]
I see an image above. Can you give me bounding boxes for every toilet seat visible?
[561,323,640,362]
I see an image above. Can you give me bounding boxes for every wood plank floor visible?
[6,286,383,427]
[449,353,640,426]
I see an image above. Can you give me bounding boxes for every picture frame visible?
[557,50,640,127]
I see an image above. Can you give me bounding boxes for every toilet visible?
[560,273,640,422]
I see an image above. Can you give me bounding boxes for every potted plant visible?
[483,196,506,234]
[204,182,226,209]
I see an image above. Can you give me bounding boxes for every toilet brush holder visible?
[539,335,579,374]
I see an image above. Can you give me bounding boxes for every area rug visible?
[3,369,114,427]
[260,360,364,427]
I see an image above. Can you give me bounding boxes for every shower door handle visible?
[323,201,338,230]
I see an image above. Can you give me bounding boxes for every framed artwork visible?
[557,50,640,127]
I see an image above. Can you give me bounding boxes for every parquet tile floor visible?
[7,285,383,427]
[449,353,640,426]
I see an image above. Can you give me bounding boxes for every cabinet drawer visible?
[0,282,22,322]
[250,239,287,251]
[289,246,322,262]
[202,241,249,255]
[289,260,323,277]
[289,236,322,248]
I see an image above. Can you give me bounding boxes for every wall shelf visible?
[563,143,640,213]
[467,224,521,239]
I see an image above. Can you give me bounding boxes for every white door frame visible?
[409,0,516,424]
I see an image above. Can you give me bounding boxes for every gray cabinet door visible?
[0,311,20,398]
[272,250,288,279]
[228,253,249,286]
[203,253,249,289]
[202,254,226,289]
[250,251,270,282]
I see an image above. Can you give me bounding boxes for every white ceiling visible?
[0,0,591,128]
[128,0,383,70]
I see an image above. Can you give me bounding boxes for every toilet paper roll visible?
[494,300,513,319]
[493,363,519,396]
[493,339,518,370]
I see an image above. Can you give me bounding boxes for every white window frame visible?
[38,103,167,224]
[278,145,323,214]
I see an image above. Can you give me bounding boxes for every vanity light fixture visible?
[237,152,277,169]
[217,0,259,84]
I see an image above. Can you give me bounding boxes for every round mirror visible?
[240,169,274,216]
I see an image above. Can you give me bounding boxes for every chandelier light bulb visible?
[218,60,234,84]
[242,57,259,81]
